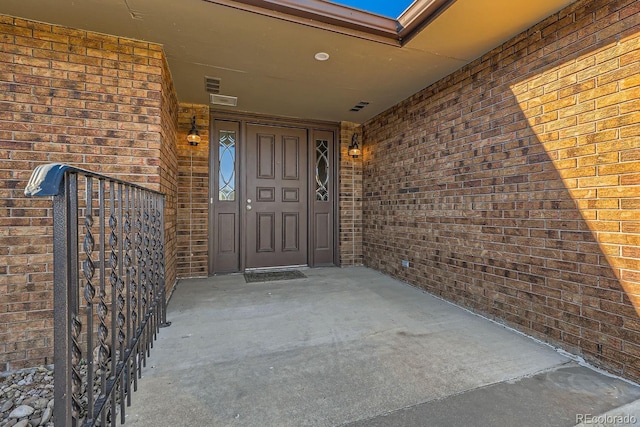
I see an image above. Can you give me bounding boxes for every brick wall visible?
[160,56,179,294]
[339,121,363,266]
[362,0,640,382]
[0,15,178,370]
[176,104,210,278]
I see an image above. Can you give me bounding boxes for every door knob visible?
[247,199,252,203]
[246,205,252,210]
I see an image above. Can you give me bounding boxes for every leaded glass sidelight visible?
[219,130,236,201]
[315,139,329,201]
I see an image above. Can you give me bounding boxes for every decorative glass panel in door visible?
[315,139,329,201]
[219,130,236,201]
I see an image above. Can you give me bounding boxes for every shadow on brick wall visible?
[362,0,640,382]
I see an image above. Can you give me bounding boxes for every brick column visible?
[339,121,363,266]
[176,104,210,278]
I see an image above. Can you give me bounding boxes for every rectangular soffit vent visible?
[350,101,370,112]
[205,76,221,94]
[210,94,238,107]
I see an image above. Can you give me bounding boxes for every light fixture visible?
[348,133,361,158]
[187,115,201,146]
[314,52,330,61]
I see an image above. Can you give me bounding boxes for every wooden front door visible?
[245,124,308,268]
[210,114,337,274]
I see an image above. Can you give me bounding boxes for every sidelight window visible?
[315,139,329,201]
[219,130,236,201]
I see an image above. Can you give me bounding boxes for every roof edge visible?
[204,0,457,46]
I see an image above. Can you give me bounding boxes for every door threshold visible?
[244,264,309,273]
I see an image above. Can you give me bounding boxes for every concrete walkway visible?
[126,267,640,427]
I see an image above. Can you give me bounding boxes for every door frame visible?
[208,111,340,274]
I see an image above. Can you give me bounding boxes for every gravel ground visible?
[2,358,126,427]
[0,366,54,427]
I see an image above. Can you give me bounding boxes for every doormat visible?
[244,270,307,283]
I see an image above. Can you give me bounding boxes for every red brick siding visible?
[363,0,640,382]
[176,104,209,278]
[339,122,363,266]
[0,15,178,370]
[160,56,179,293]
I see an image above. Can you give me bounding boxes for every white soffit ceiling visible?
[0,0,576,122]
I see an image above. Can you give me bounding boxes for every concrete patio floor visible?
[126,267,640,427]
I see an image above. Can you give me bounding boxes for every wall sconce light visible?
[348,133,361,158]
[187,115,201,146]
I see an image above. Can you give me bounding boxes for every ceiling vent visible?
[350,101,370,112]
[205,76,221,94]
[210,94,238,107]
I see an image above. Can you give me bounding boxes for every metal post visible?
[52,175,72,427]
[159,196,171,328]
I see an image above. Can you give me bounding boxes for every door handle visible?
[246,205,252,210]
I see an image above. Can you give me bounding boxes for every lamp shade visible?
[348,133,361,158]
[187,115,201,145]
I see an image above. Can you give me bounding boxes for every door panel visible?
[282,188,299,202]
[210,120,240,274]
[217,213,236,253]
[283,137,299,179]
[257,213,275,252]
[257,187,275,201]
[246,125,308,268]
[310,130,335,266]
[258,135,275,178]
[315,212,330,250]
[283,213,300,251]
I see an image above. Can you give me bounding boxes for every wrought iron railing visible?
[25,163,171,427]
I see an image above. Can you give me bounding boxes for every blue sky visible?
[334,0,414,18]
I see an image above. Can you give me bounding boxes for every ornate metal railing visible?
[25,163,171,427]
